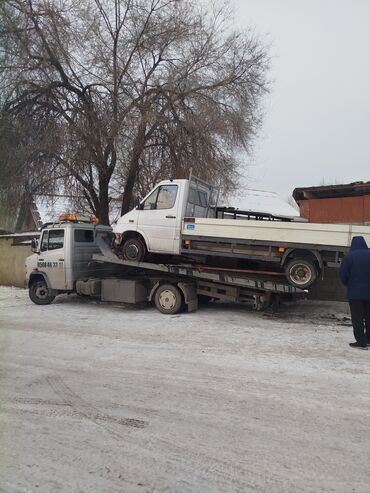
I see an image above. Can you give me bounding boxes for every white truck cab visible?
[113,177,217,260]
[26,214,113,304]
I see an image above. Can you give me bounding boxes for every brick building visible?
[293,181,370,225]
[293,182,370,301]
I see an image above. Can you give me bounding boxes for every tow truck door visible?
[37,228,67,290]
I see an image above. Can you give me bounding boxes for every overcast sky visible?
[232,0,370,198]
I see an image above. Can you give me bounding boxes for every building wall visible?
[0,238,32,288]
[298,195,370,224]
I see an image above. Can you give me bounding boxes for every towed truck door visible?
[137,183,181,254]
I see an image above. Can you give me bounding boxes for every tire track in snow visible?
[46,375,147,433]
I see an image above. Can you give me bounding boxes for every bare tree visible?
[0,106,64,216]
[1,0,269,224]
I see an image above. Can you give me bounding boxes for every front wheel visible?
[122,237,146,262]
[29,280,56,305]
[284,259,318,289]
[154,284,183,314]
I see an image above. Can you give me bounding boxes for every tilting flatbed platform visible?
[92,254,301,295]
[91,250,304,313]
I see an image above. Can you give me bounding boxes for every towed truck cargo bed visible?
[182,217,370,248]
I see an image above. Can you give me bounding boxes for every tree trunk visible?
[120,120,147,215]
[96,202,110,226]
[96,175,110,225]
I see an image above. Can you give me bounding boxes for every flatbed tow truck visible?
[26,215,303,314]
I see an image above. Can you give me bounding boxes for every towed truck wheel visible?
[122,237,146,262]
[29,280,56,305]
[154,284,183,314]
[284,258,318,289]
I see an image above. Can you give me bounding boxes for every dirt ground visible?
[0,286,370,493]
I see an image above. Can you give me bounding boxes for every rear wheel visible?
[29,280,56,305]
[154,284,183,314]
[122,237,146,262]
[284,258,318,289]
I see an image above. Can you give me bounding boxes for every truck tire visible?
[154,284,183,314]
[29,280,56,305]
[284,258,318,289]
[122,237,146,262]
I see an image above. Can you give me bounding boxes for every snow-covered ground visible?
[0,286,369,493]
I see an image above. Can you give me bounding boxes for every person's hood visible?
[350,236,368,251]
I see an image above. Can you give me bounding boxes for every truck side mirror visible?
[136,199,143,210]
[31,238,39,253]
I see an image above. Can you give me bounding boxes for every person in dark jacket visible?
[339,236,370,350]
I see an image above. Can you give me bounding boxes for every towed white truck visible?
[25,214,302,314]
[113,176,370,289]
